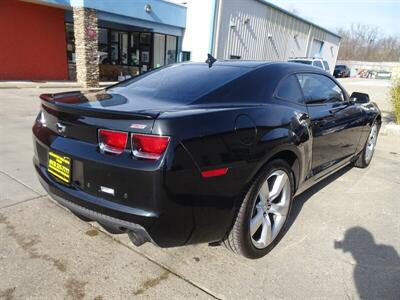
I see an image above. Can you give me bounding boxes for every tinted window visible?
[297,74,344,103]
[312,61,324,69]
[335,65,345,70]
[323,61,330,72]
[289,60,312,65]
[275,75,303,103]
[111,64,249,104]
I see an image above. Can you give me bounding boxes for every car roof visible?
[187,60,272,68]
[181,60,328,74]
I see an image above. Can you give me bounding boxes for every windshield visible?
[289,60,312,65]
[109,64,249,104]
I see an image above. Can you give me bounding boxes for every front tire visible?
[355,122,379,168]
[223,159,294,259]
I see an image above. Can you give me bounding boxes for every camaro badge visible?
[130,123,147,129]
[56,122,66,134]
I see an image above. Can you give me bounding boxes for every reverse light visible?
[37,111,46,127]
[201,168,229,178]
[98,129,128,155]
[131,134,170,160]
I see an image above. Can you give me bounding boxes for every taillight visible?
[201,168,229,178]
[98,129,128,155]
[132,134,170,160]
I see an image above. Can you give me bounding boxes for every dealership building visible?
[182,0,341,70]
[0,0,186,86]
[0,0,341,87]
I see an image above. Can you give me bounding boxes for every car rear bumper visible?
[38,169,155,244]
[32,125,196,247]
[32,120,241,247]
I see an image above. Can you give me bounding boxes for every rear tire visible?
[355,122,379,168]
[223,159,294,259]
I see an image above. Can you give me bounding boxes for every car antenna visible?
[205,53,217,68]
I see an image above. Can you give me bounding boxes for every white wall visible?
[180,0,214,62]
[177,0,341,69]
[307,26,341,72]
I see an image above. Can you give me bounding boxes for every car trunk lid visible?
[40,91,157,143]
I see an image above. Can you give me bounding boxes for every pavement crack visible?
[0,195,46,210]
[0,170,42,195]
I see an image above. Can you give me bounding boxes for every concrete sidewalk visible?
[0,87,399,299]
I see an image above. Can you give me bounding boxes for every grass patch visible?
[391,78,400,124]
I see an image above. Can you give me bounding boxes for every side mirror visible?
[350,92,370,104]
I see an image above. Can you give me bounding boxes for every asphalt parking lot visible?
[1,81,399,299]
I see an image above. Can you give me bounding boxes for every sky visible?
[267,0,400,37]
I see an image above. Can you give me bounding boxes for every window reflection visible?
[65,24,179,74]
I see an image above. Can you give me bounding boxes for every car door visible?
[297,73,364,176]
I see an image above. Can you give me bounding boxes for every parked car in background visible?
[334,64,351,78]
[32,61,381,259]
[368,70,392,80]
[288,57,331,74]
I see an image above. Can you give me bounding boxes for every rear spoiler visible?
[39,93,159,120]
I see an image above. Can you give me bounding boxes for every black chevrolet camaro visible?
[33,61,381,259]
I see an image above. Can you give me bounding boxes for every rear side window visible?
[312,60,324,69]
[111,64,249,104]
[289,60,312,65]
[275,75,303,104]
[297,73,345,103]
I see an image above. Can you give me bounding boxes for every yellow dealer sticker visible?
[48,151,71,184]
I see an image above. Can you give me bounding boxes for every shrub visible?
[391,78,400,124]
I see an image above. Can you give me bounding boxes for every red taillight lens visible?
[201,168,229,178]
[132,134,170,160]
[98,129,128,155]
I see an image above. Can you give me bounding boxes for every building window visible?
[110,31,119,64]
[153,34,166,68]
[121,33,128,65]
[65,23,178,77]
[65,23,75,63]
[98,28,109,64]
[230,55,241,60]
[130,32,140,66]
[166,35,177,65]
[181,51,191,62]
[140,33,152,45]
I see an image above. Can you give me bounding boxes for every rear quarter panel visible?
[153,102,312,243]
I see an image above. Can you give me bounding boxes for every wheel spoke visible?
[269,173,288,201]
[259,181,269,203]
[250,208,264,236]
[259,216,272,246]
[269,203,288,216]
[250,169,291,250]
